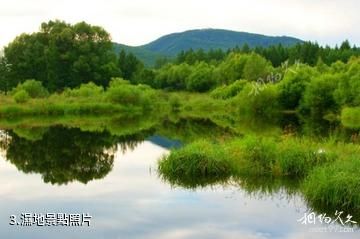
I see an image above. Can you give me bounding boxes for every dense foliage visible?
[0,20,359,121]
[174,40,360,67]
[3,20,119,91]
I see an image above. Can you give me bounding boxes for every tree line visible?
[0,20,359,96]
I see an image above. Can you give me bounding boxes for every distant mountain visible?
[114,29,303,67]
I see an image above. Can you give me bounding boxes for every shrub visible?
[105,81,154,108]
[277,66,315,109]
[63,82,104,98]
[11,79,49,98]
[233,83,281,117]
[13,89,30,103]
[214,53,249,84]
[185,62,216,92]
[210,80,247,99]
[243,53,272,81]
[341,107,360,129]
[154,63,191,90]
[108,77,131,87]
[299,74,339,115]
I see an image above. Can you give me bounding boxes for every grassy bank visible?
[0,79,167,117]
[302,156,360,212]
[159,136,340,179]
[158,135,360,213]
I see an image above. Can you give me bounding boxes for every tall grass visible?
[158,140,233,188]
[158,136,340,185]
[302,157,360,212]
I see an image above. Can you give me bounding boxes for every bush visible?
[11,79,49,98]
[185,62,216,92]
[299,74,339,115]
[210,80,247,99]
[214,53,249,84]
[277,66,315,109]
[333,61,360,107]
[105,80,154,108]
[154,63,191,90]
[108,77,131,87]
[63,82,104,98]
[233,83,281,117]
[243,53,272,81]
[13,89,30,103]
[106,86,141,105]
[341,107,360,129]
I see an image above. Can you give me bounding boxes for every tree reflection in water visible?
[0,126,150,185]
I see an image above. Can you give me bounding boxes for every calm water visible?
[0,116,359,239]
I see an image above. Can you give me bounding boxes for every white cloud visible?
[0,0,359,48]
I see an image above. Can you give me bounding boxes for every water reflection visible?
[0,114,359,238]
[0,139,358,239]
[1,126,146,185]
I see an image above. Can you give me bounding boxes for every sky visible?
[0,0,359,48]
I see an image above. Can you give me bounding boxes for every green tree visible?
[0,56,13,94]
[300,74,339,116]
[186,62,215,92]
[214,53,249,84]
[243,53,272,81]
[118,50,143,81]
[277,65,316,109]
[4,20,119,91]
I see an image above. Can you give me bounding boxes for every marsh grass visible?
[302,157,360,213]
[158,135,360,214]
[158,136,343,187]
[158,140,233,188]
[222,136,337,177]
[276,138,337,177]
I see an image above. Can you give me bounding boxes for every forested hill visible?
[114,29,303,66]
[142,29,303,55]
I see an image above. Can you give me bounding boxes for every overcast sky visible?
[0,0,359,48]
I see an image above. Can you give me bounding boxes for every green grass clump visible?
[158,136,340,184]
[158,140,233,187]
[235,136,277,174]
[277,139,337,177]
[302,157,360,212]
[225,136,336,177]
